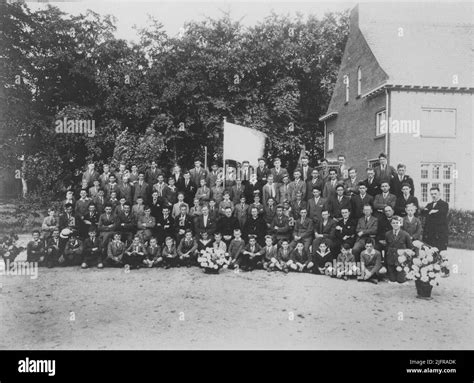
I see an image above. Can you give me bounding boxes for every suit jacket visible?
[278,183,292,203]
[256,166,270,184]
[107,240,125,259]
[174,214,194,236]
[234,203,249,228]
[291,199,307,219]
[395,195,419,216]
[118,182,134,203]
[75,198,91,218]
[314,218,337,240]
[88,186,100,199]
[172,172,185,191]
[362,177,380,197]
[194,214,216,236]
[356,215,378,238]
[293,217,314,240]
[104,182,120,199]
[172,202,190,218]
[181,179,197,205]
[344,177,360,196]
[137,214,156,231]
[133,181,149,203]
[327,195,351,220]
[99,172,112,189]
[207,170,222,188]
[58,212,77,230]
[263,205,277,225]
[156,214,175,239]
[116,211,137,232]
[271,214,291,239]
[238,166,254,182]
[270,167,289,185]
[373,193,397,213]
[421,199,449,233]
[306,178,325,200]
[93,195,106,214]
[374,165,397,185]
[385,229,413,265]
[307,197,327,224]
[230,184,246,205]
[322,179,339,199]
[146,168,163,186]
[390,174,415,198]
[402,216,423,241]
[261,245,279,262]
[195,186,211,202]
[334,218,357,243]
[351,193,374,220]
[189,167,208,187]
[216,215,240,237]
[288,179,306,201]
[243,216,267,244]
[82,169,100,187]
[300,165,314,182]
[262,183,280,206]
[98,213,117,232]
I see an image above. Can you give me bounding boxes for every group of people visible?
[10,152,449,283]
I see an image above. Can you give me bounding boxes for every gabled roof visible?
[358,2,474,88]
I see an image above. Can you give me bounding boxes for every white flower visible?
[405,249,415,257]
[213,265,218,269]
[396,266,402,272]
[428,272,435,278]
[421,276,429,282]
[422,258,429,265]
[413,240,423,249]
[398,255,407,263]
[414,272,420,278]
[403,266,410,273]
[397,249,407,256]
[441,261,448,267]
[412,265,419,271]
[434,264,441,271]
[431,247,439,253]
[413,258,422,266]
[426,254,433,263]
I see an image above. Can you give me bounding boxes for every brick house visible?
[319,3,473,210]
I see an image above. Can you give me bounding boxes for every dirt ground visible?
[0,235,472,350]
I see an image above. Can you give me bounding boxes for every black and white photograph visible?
[0,0,472,377]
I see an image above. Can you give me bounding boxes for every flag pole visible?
[204,146,208,170]
[222,117,226,187]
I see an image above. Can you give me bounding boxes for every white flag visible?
[223,121,267,167]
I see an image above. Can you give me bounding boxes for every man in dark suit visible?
[394,183,419,216]
[311,209,337,253]
[243,206,267,245]
[181,171,197,206]
[216,206,240,247]
[351,183,374,219]
[290,208,313,251]
[362,168,380,197]
[306,169,324,201]
[270,157,289,186]
[374,153,397,186]
[385,216,412,283]
[189,159,208,187]
[230,179,246,205]
[373,181,397,218]
[262,174,280,207]
[118,175,134,204]
[300,156,313,182]
[334,208,357,248]
[390,164,415,198]
[322,169,340,199]
[133,172,149,204]
[146,161,163,187]
[256,157,270,189]
[327,184,351,221]
[344,167,360,196]
[82,163,100,187]
[270,205,291,243]
[421,187,449,251]
[352,204,378,261]
[307,187,326,225]
[156,206,175,245]
[194,205,216,237]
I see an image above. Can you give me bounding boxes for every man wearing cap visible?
[189,159,208,187]
[270,158,289,186]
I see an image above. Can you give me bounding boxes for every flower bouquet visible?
[197,247,230,274]
[397,240,449,299]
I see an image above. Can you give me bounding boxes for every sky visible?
[27,1,355,42]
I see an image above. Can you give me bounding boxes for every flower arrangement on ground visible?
[197,247,230,274]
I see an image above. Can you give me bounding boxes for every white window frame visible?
[375,109,387,137]
[327,131,334,152]
[420,162,455,205]
[421,107,456,138]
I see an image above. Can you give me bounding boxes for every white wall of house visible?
[389,90,473,210]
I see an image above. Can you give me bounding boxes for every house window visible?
[367,158,380,169]
[420,163,455,204]
[375,110,387,136]
[421,183,429,203]
[357,67,362,96]
[343,75,349,103]
[421,108,456,137]
[327,131,334,151]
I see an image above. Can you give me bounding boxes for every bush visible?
[448,209,474,247]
